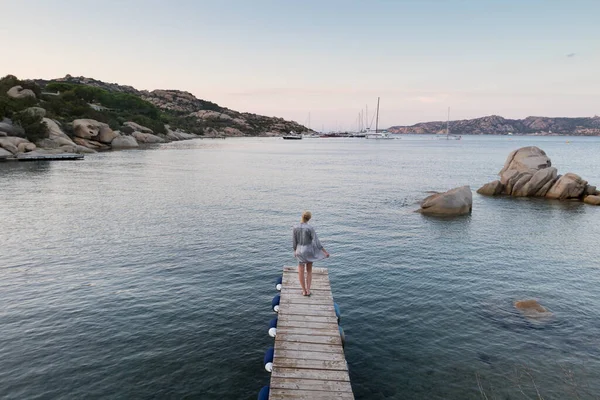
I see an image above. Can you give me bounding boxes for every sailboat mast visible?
[375,97,380,133]
[446,107,450,139]
[366,105,369,130]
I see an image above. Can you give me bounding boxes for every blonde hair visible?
[301,211,312,223]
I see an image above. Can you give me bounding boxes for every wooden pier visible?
[270,267,353,399]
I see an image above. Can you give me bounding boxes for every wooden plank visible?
[274,341,343,353]
[271,367,350,382]
[274,349,347,362]
[273,358,348,371]
[277,320,339,330]
[270,378,353,392]
[278,314,338,324]
[280,309,335,317]
[283,304,334,312]
[276,326,340,337]
[280,298,333,306]
[270,388,354,399]
[276,334,341,345]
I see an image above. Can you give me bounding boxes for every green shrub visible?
[13,112,48,142]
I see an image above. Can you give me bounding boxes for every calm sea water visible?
[1,135,599,399]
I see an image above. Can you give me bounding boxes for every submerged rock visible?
[514,299,552,319]
[419,186,473,216]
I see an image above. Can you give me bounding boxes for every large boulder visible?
[73,137,110,150]
[111,135,139,149]
[513,167,558,197]
[7,85,36,99]
[419,186,473,216]
[97,125,118,144]
[73,119,104,139]
[17,142,36,153]
[499,146,551,176]
[132,131,165,144]
[123,121,153,134]
[583,195,600,205]
[43,118,72,141]
[545,173,588,200]
[477,180,504,196]
[0,137,30,154]
[0,147,13,159]
[497,147,552,196]
[478,147,596,205]
[0,120,25,137]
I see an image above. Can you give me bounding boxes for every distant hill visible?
[33,75,308,136]
[388,115,600,136]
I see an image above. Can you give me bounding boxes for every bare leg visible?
[298,264,307,295]
[306,263,313,295]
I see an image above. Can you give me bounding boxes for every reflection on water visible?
[1,136,599,399]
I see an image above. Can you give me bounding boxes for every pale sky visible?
[2,0,599,130]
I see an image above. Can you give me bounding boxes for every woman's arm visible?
[292,227,298,254]
[313,228,329,257]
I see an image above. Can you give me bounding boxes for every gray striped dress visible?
[292,223,326,264]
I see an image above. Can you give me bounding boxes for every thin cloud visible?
[566,53,576,58]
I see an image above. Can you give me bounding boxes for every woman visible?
[292,211,330,296]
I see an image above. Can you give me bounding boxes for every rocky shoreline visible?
[0,74,311,161]
[1,111,201,161]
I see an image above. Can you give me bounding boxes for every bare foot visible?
[302,289,308,296]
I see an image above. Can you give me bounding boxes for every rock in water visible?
[111,135,139,149]
[514,299,551,319]
[419,186,472,216]
[545,173,588,200]
[583,195,600,205]
[499,146,551,175]
[514,167,558,197]
[477,146,597,205]
[477,180,504,196]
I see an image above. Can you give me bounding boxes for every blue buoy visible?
[264,347,274,372]
[339,325,346,347]
[334,302,341,323]
[258,385,270,400]
[268,317,278,337]
[272,295,281,313]
[275,276,283,291]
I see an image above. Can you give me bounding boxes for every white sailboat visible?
[365,97,397,139]
[439,107,461,140]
